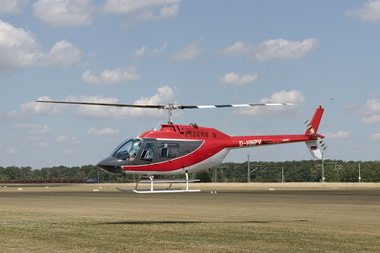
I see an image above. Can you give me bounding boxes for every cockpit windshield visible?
[112,139,142,161]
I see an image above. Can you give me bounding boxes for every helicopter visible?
[36,100,326,193]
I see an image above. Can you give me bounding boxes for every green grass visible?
[1,183,380,252]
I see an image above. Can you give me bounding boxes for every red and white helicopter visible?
[36,100,326,193]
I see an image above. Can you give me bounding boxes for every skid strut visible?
[117,172,200,193]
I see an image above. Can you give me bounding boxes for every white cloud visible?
[81,66,140,85]
[102,0,180,20]
[361,115,380,124]
[235,90,305,116]
[45,40,82,67]
[63,149,75,154]
[18,96,66,116]
[373,133,380,141]
[345,0,380,25]
[133,46,147,59]
[219,72,258,86]
[9,147,19,154]
[0,20,81,72]
[216,39,319,60]
[0,20,42,72]
[69,85,176,119]
[0,0,28,13]
[159,3,180,19]
[254,38,320,61]
[26,135,44,143]
[215,41,254,57]
[148,42,168,56]
[15,86,176,119]
[14,123,50,135]
[132,43,168,59]
[261,90,305,104]
[87,127,119,136]
[55,135,79,144]
[362,97,380,114]
[64,95,119,119]
[324,131,350,139]
[135,85,175,105]
[38,142,48,147]
[102,0,178,13]
[170,38,205,61]
[359,97,380,124]
[33,0,94,27]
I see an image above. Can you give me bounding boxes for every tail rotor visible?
[305,119,327,152]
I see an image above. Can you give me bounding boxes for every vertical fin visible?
[305,106,324,135]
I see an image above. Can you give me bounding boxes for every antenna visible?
[136,125,144,137]
[154,121,162,131]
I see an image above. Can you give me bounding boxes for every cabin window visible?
[140,143,155,161]
[186,130,191,137]
[159,143,179,158]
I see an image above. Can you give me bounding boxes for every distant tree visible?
[196,170,212,182]
[2,160,380,183]
[19,167,32,180]
[3,166,19,180]
[0,166,4,180]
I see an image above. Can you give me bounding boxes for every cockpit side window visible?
[140,142,155,161]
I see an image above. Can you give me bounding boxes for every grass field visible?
[1,183,380,252]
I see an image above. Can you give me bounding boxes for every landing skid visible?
[117,172,201,194]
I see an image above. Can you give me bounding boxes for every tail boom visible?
[228,106,325,159]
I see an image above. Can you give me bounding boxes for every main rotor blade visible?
[180,103,294,109]
[36,100,166,109]
[36,100,293,110]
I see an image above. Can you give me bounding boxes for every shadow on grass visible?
[100,220,308,225]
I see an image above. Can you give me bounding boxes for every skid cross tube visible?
[132,172,200,193]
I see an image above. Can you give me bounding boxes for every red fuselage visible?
[97,123,321,175]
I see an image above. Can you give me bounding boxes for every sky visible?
[1,0,380,169]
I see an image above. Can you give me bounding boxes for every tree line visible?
[1,160,379,183]
[206,160,380,183]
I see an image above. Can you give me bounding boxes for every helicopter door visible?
[140,142,155,161]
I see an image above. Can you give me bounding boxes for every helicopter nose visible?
[97,156,125,175]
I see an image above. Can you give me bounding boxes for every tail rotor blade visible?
[305,119,327,151]
[318,138,327,151]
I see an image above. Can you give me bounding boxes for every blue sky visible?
[1,0,380,169]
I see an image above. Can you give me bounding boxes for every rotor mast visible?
[164,103,175,124]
